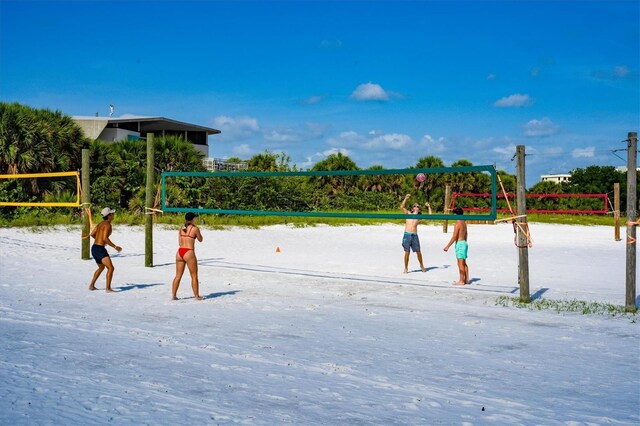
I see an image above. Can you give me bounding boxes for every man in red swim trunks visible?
[89,207,122,292]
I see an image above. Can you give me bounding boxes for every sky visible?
[0,223,638,424]
[1,0,639,184]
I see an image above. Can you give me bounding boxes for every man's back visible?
[455,220,467,241]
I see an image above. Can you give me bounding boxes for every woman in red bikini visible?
[171,212,204,300]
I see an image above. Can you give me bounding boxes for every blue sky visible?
[1,0,638,184]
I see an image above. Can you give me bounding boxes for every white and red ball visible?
[416,173,426,183]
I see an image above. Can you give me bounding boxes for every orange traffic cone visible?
[275,246,281,253]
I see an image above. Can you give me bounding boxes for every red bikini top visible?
[180,225,196,239]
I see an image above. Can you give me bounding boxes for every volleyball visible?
[416,173,426,182]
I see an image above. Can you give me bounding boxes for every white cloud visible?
[592,65,633,80]
[301,148,351,169]
[327,130,412,151]
[543,146,563,156]
[420,134,447,154]
[492,144,518,160]
[350,82,390,101]
[494,93,533,108]
[304,122,328,139]
[326,131,367,148]
[264,128,301,143]
[212,115,260,142]
[233,144,252,156]
[613,65,630,78]
[523,117,560,137]
[363,133,411,150]
[320,39,343,49]
[486,73,497,81]
[301,95,326,105]
[572,147,595,158]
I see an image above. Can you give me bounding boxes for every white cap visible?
[101,207,116,217]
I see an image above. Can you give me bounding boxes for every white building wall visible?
[540,174,571,183]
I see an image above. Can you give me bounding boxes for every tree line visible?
[0,102,632,219]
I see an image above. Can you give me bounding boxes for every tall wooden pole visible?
[81,148,90,260]
[443,184,451,233]
[625,132,637,312]
[516,145,530,303]
[614,183,621,241]
[145,133,154,267]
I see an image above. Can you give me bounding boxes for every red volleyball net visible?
[452,192,609,214]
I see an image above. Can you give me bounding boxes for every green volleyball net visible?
[160,165,497,221]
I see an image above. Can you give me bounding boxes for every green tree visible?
[0,103,86,200]
[154,135,206,173]
[568,166,625,195]
[311,153,359,198]
[248,151,291,171]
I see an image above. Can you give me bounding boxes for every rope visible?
[143,182,164,218]
[496,174,533,248]
[78,184,95,240]
[626,220,639,245]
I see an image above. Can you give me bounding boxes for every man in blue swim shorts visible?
[400,194,431,273]
[443,207,470,285]
[88,207,122,293]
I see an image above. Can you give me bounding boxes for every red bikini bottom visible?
[178,247,192,259]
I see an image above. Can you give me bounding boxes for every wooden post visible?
[614,183,621,241]
[516,145,530,303]
[625,132,637,313]
[145,133,154,267]
[81,148,90,260]
[443,184,451,233]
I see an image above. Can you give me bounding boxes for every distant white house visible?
[615,166,640,173]
[202,158,248,172]
[73,115,220,157]
[540,174,571,183]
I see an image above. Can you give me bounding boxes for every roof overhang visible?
[73,116,221,136]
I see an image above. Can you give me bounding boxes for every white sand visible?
[0,222,638,424]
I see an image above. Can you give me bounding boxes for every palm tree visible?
[0,103,43,174]
[0,103,86,197]
[311,152,359,196]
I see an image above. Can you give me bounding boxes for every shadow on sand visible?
[530,288,550,301]
[115,283,163,292]
[177,290,240,301]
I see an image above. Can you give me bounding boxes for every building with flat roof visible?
[73,115,220,156]
[540,174,571,183]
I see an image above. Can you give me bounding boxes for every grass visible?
[496,295,638,320]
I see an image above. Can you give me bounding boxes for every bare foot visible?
[421,267,427,272]
[453,281,467,286]
[105,288,115,293]
[403,269,408,274]
[89,286,96,291]
[171,296,178,301]
[194,296,204,301]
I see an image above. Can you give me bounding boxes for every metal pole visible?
[516,145,530,303]
[81,149,90,260]
[614,182,621,241]
[625,132,637,312]
[145,133,154,267]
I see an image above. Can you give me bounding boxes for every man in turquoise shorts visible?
[443,207,470,285]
